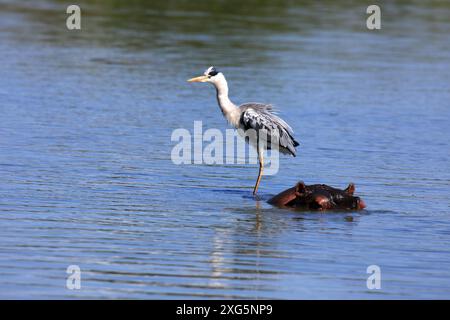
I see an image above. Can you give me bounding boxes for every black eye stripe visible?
[208,67,219,77]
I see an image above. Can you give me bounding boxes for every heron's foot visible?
[252,193,262,201]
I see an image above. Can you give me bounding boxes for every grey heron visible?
[188,66,299,195]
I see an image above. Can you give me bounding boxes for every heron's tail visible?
[280,138,299,157]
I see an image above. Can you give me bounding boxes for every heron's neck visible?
[213,76,239,126]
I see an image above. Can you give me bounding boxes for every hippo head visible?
[281,181,366,211]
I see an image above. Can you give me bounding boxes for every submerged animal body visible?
[268,181,366,211]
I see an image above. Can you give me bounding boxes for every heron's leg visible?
[253,148,264,195]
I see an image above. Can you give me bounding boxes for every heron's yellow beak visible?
[187,75,209,83]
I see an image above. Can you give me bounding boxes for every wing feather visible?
[239,103,299,156]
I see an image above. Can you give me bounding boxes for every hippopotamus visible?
[268,181,366,211]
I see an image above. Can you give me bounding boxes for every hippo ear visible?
[345,183,355,195]
[295,181,306,194]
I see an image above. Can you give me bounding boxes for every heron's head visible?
[187,66,224,85]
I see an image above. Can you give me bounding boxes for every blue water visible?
[0,0,449,299]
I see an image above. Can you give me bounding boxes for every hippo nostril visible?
[358,199,366,209]
[355,197,366,210]
[311,195,330,210]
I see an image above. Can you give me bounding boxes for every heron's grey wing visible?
[239,102,274,113]
[240,104,299,156]
[239,103,295,135]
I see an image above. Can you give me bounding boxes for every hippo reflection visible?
[268,181,366,211]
